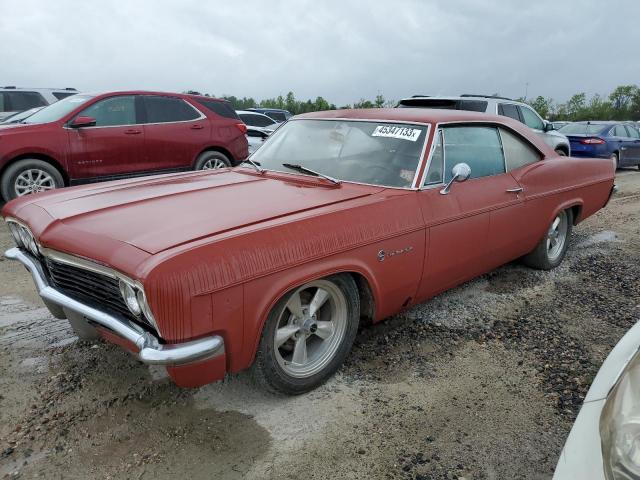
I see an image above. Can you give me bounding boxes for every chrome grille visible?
[43,257,151,329]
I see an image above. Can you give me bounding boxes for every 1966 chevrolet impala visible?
[2,109,616,394]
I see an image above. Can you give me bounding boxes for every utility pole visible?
[524,82,529,100]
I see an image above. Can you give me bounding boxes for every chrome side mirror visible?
[440,163,471,195]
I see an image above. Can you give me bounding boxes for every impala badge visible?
[378,246,414,262]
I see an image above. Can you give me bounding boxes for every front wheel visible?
[252,274,360,395]
[522,209,573,270]
[194,151,231,170]
[1,159,65,201]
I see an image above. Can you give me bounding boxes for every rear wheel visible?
[252,274,360,395]
[611,152,619,170]
[1,159,64,201]
[194,151,231,170]
[555,148,567,156]
[522,209,573,270]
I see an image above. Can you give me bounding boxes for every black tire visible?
[611,152,619,170]
[252,274,360,395]
[1,159,65,201]
[194,151,231,170]
[555,148,567,156]
[522,209,573,270]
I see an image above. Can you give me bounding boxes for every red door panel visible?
[416,173,524,300]
[66,126,146,179]
[142,122,209,170]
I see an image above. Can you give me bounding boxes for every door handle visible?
[506,187,523,193]
[190,124,204,130]
[124,129,142,135]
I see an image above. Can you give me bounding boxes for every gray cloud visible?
[1,0,638,105]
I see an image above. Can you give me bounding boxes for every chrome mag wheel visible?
[201,158,228,169]
[547,210,569,262]
[15,169,57,196]
[273,280,348,379]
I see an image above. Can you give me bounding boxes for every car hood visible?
[8,169,381,255]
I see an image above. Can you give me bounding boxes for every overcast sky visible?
[2,0,639,105]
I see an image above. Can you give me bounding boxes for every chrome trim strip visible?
[4,247,224,366]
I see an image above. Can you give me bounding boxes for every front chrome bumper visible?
[5,247,224,366]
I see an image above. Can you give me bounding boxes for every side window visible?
[0,93,5,112]
[499,128,542,171]
[457,100,488,112]
[79,96,137,127]
[423,129,444,185]
[443,126,505,181]
[614,125,629,137]
[6,91,48,111]
[498,103,521,122]
[519,106,545,131]
[144,96,200,123]
[627,126,640,139]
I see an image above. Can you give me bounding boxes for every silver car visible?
[554,319,640,479]
[236,110,279,135]
[0,86,78,121]
[398,94,571,156]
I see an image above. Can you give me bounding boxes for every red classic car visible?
[1,109,615,394]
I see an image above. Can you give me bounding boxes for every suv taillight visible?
[581,138,605,145]
[235,123,247,134]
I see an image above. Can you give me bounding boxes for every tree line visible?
[185,84,640,121]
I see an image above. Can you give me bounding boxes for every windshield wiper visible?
[281,163,341,185]
[242,158,264,173]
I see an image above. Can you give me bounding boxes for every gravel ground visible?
[1,170,639,480]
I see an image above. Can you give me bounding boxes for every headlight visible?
[8,221,40,256]
[119,280,142,316]
[8,222,23,247]
[18,226,31,248]
[136,288,158,330]
[601,350,640,479]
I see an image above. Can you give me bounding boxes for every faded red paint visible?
[1,109,615,388]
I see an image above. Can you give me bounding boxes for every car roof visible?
[236,110,273,116]
[399,95,519,104]
[77,90,225,101]
[297,108,555,155]
[0,86,77,92]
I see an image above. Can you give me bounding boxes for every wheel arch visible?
[0,153,69,186]
[237,264,381,374]
[193,145,235,168]
[549,199,583,227]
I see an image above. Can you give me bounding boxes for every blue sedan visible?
[559,121,640,169]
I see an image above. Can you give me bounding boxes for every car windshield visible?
[250,119,428,188]
[23,94,94,124]
[559,123,608,135]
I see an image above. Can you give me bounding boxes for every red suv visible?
[0,91,248,200]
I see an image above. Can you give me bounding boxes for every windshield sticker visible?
[372,125,421,142]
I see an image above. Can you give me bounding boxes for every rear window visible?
[397,98,487,112]
[143,96,201,123]
[0,91,48,112]
[197,99,240,120]
[559,123,608,135]
[52,91,77,100]
[239,113,277,128]
[265,111,287,122]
